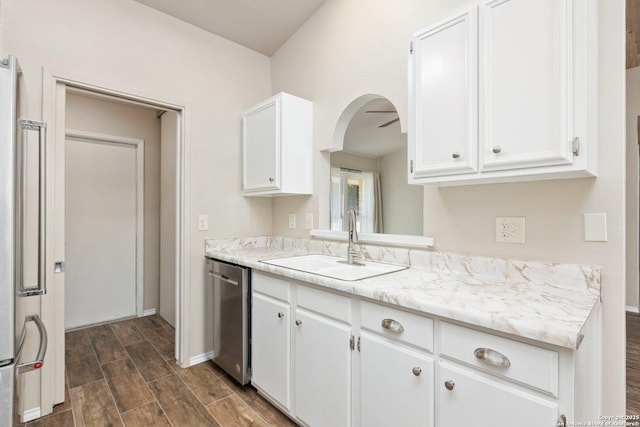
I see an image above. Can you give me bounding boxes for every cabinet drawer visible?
[297,285,350,323]
[361,301,433,352]
[440,322,558,396]
[439,362,558,427]
[252,271,290,302]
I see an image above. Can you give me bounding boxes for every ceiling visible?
[132,0,327,56]
[343,99,405,159]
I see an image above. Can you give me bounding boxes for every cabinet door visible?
[479,0,573,172]
[251,293,290,410]
[360,332,434,427]
[409,6,478,179]
[439,363,558,427]
[294,309,351,427]
[242,99,279,191]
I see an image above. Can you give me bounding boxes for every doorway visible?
[60,88,179,326]
[40,74,187,416]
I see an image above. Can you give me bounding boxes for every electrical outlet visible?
[288,213,296,229]
[305,213,313,230]
[495,217,525,243]
[198,214,209,231]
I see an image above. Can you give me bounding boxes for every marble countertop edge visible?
[204,237,601,350]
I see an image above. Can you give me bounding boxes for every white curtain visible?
[373,172,383,233]
[330,167,380,233]
[330,167,343,231]
[360,172,375,233]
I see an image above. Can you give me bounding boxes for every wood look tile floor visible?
[629,312,640,415]
[24,315,297,427]
[21,312,640,424]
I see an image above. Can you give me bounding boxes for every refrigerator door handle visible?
[16,314,47,373]
[17,119,47,297]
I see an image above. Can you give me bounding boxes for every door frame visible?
[40,69,191,415]
[65,129,145,319]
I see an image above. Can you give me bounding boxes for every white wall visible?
[160,111,178,326]
[66,92,161,314]
[627,66,640,310]
[330,151,378,172]
[379,145,423,235]
[1,0,273,413]
[271,0,626,415]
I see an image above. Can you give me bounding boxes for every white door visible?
[242,99,279,192]
[409,6,478,179]
[251,293,291,410]
[294,309,351,427]
[360,332,434,427]
[479,0,573,172]
[65,136,138,329]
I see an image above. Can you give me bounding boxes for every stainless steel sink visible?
[261,254,407,281]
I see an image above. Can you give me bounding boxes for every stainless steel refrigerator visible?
[0,55,48,426]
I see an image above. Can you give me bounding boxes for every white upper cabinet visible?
[242,92,313,196]
[409,7,478,179]
[480,0,570,171]
[409,0,596,185]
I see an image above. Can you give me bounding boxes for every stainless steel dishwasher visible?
[206,258,250,385]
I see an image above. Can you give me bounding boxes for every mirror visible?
[330,97,423,235]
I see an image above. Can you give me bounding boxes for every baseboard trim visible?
[143,309,157,316]
[21,407,41,423]
[626,305,640,313]
[188,351,214,367]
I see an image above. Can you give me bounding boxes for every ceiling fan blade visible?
[365,110,397,113]
[378,117,400,128]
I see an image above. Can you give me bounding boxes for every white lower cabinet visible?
[438,362,558,427]
[360,332,434,427]
[251,292,291,410]
[294,309,352,427]
[251,272,353,426]
[250,271,599,427]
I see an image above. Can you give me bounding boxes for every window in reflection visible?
[330,167,382,233]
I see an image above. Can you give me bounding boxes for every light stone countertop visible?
[205,236,601,350]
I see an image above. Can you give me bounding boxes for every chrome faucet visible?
[345,209,364,266]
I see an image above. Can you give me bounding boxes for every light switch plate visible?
[584,213,607,242]
[198,214,208,231]
[288,213,296,229]
[305,213,313,230]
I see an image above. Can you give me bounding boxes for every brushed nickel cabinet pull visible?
[295,320,302,326]
[277,312,284,318]
[412,367,422,376]
[452,152,460,159]
[492,146,501,154]
[474,347,511,367]
[381,318,404,333]
[444,380,455,391]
